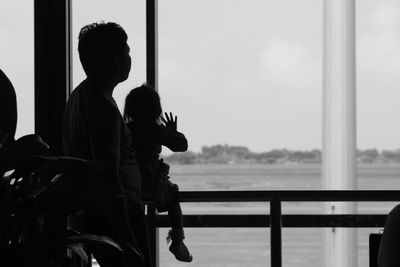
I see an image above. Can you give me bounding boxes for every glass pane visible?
[72,0,146,111]
[171,164,321,191]
[160,1,322,266]
[283,229,322,267]
[357,164,400,214]
[159,228,269,267]
[159,0,322,157]
[356,2,400,263]
[0,0,34,138]
[357,0,400,170]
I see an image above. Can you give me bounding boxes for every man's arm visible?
[87,106,124,199]
[87,106,141,254]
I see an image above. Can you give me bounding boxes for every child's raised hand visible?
[161,112,177,131]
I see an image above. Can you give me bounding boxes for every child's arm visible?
[159,112,188,152]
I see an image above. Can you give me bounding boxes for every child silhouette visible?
[124,84,193,262]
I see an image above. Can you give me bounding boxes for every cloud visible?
[357,4,400,149]
[358,5,400,75]
[259,40,321,94]
[0,30,10,51]
[371,5,399,29]
[159,60,186,87]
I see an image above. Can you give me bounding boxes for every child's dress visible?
[127,121,188,204]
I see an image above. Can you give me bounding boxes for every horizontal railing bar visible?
[282,214,387,227]
[177,190,400,202]
[151,214,388,228]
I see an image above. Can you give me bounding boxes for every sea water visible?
[156,163,400,267]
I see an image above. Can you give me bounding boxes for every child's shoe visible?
[167,229,193,262]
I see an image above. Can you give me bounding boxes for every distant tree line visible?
[163,145,400,164]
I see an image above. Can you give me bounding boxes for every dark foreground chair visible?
[370,232,382,267]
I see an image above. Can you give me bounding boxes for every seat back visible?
[370,232,382,267]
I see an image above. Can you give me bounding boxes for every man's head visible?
[78,21,131,82]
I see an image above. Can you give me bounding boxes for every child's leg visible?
[167,201,193,262]
[168,200,183,230]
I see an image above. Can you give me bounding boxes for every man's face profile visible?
[115,43,131,83]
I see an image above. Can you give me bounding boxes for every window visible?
[356,2,400,266]
[357,0,400,154]
[0,0,34,138]
[159,0,322,156]
[159,1,323,266]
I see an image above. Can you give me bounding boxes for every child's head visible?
[124,84,162,123]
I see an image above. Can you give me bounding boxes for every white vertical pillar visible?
[323,0,357,267]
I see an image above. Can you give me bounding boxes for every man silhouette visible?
[62,22,152,267]
[0,69,17,142]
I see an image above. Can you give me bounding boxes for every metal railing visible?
[145,190,400,267]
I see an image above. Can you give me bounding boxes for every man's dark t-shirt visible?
[62,80,140,198]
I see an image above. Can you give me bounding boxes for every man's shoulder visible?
[86,97,121,126]
[0,69,16,99]
[70,82,118,113]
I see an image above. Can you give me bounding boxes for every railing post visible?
[147,203,159,267]
[270,199,282,267]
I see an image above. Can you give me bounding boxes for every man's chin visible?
[119,73,130,83]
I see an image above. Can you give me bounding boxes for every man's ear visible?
[113,53,121,69]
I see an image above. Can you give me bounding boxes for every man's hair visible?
[78,21,128,76]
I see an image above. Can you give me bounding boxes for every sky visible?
[2,0,400,153]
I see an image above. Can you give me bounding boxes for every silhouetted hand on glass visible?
[161,112,177,131]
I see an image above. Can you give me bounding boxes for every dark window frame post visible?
[34,0,79,265]
[147,0,158,91]
[34,0,72,151]
[146,0,160,266]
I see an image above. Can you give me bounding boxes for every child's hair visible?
[124,84,162,123]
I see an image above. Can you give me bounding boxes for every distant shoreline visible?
[163,144,400,165]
